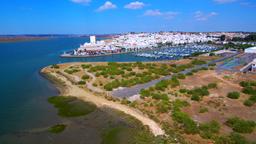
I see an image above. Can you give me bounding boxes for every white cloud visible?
[144,10,162,16]
[125,1,145,9]
[240,2,256,8]
[164,12,179,19]
[144,9,178,19]
[194,11,218,21]
[214,0,237,4]
[97,1,117,12]
[70,0,91,4]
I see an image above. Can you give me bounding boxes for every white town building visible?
[90,36,96,44]
[245,47,256,54]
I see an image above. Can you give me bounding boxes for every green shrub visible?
[104,80,120,91]
[209,63,216,66]
[191,59,206,65]
[48,124,66,134]
[171,100,197,134]
[191,69,199,73]
[121,99,131,105]
[240,81,256,87]
[177,73,186,79]
[140,89,151,98]
[244,100,254,107]
[191,95,201,101]
[208,83,217,89]
[155,80,170,91]
[188,86,209,98]
[227,92,240,99]
[152,93,169,101]
[172,99,189,111]
[200,67,208,71]
[249,95,256,102]
[172,110,199,134]
[214,135,232,144]
[82,74,90,80]
[64,68,80,74]
[242,86,256,95]
[179,89,188,93]
[81,64,91,69]
[51,64,60,69]
[199,120,220,139]
[77,81,86,85]
[156,101,171,113]
[214,132,251,144]
[226,117,256,133]
[169,77,180,88]
[229,132,250,144]
[186,72,193,76]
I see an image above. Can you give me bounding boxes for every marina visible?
[134,44,219,60]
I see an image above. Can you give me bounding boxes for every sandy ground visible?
[42,68,165,136]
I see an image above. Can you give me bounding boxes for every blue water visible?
[0,37,153,136]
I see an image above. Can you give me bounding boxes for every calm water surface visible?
[0,37,152,136]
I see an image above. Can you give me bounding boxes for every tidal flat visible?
[0,96,158,144]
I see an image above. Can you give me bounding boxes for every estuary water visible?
[0,37,153,137]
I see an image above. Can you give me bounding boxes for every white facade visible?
[252,59,256,72]
[90,36,96,44]
[245,47,256,54]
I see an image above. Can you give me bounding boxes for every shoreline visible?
[60,46,169,58]
[40,68,66,95]
[60,44,220,58]
[40,66,165,136]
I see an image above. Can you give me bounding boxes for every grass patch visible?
[48,96,96,117]
[227,92,240,99]
[207,83,217,89]
[199,107,208,113]
[171,100,199,134]
[101,122,167,144]
[214,132,252,144]
[82,74,90,80]
[102,127,123,144]
[64,68,80,74]
[240,81,256,107]
[199,120,220,139]
[48,124,66,134]
[188,86,209,101]
[43,73,66,87]
[226,117,256,133]
[51,64,60,69]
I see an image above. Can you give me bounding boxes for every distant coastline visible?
[0,36,49,43]
[0,34,114,43]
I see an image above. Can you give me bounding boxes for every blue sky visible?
[0,0,256,34]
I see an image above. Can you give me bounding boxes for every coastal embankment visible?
[41,67,165,136]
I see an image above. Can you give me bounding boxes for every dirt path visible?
[214,75,241,89]
[50,72,165,136]
[84,71,104,93]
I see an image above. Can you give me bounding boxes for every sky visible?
[0,0,256,34]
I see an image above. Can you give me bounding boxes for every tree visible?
[220,35,226,41]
